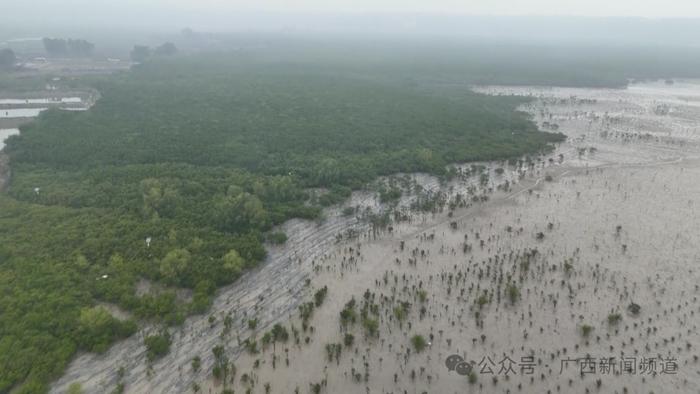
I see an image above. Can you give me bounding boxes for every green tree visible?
[214,192,268,233]
[77,306,136,353]
[144,332,171,361]
[160,249,191,284]
[67,382,83,394]
[411,335,427,352]
[140,178,178,219]
[222,249,245,278]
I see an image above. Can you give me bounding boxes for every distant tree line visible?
[42,38,95,58]
[130,42,177,62]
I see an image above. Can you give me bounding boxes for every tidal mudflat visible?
[52,81,700,394]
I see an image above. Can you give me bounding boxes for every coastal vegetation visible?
[0,53,563,392]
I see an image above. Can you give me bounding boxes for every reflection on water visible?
[0,128,20,150]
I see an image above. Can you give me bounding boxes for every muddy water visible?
[51,80,700,393]
[214,161,700,394]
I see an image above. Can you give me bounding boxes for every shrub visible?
[362,317,379,337]
[248,318,258,330]
[607,313,622,325]
[628,302,641,316]
[344,333,355,347]
[67,382,83,394]
[144,332,171,361]
[506,284,520,304]
[411,335,427,352]
[271,323,289,342]
[581,324,594,338]
[476,294,489,309]
[314,286,328,307]
[267,231,288,244]
[417,290,428,303]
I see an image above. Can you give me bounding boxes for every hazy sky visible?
[3,0,700,45]
[11,0,700,18]
[180,0,700,18]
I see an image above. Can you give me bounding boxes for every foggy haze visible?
[4,0,700,18]
[2,0,700,40]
